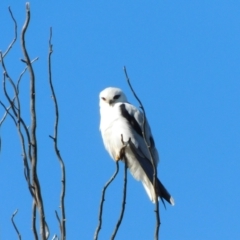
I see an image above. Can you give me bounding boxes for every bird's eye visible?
[113,94,120,100]
[101,97,106,101]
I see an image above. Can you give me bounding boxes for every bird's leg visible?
[115,134,131,161]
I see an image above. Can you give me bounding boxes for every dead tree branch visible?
[0,101,16,127]
[1,7,17,61]
[32,202,38,240]
[21,3,48,239]
[0,51,33,195]
[111,159,127,240]
[11,209,21,240]
[48,27,66,240]
[94,161,120,240]
[123,66,160,240]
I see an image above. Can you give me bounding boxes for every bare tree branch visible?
[21,3,47,239]
[1,7,17,61]
[111,159,127,240]
[32,201,38,240]
[123,66,160,239]
[55,210,61,228]
[52,235,59,240]
[11,209,21,240]
[47,27,66,240]
[94,161,120,240]
[17,57,39,91]
[0,52,34,197]
[0,101,17,126]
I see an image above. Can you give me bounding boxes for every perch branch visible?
[123,66,160,239]
[94,161,120,240]
[111,157,128,240]
[48,27,66,240]
[11,209,21,240]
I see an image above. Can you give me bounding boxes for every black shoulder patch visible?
[120,104,143,137]
[150,136,155,147]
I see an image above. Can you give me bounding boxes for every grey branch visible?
[48,27,66,240]
[1,7,17,61]
[21,3,48,239]
[0,52,33,197]
[94,161,120,240]
[111,157,128,240]
[32,202,38,240]
[0,101,17,126]
[11,209,21,240]
[123,66,160,239]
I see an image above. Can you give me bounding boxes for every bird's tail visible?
[157,179,175,206]
[123,139,174,206]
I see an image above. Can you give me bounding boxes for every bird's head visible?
[99,87,128,107]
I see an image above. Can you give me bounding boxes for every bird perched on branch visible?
[99,87,174,206]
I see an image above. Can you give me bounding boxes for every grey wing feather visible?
[124,140,174,205]
[121,103,159,165]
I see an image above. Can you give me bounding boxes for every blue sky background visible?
[0,1,240,239]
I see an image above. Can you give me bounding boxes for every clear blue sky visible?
[0,1,240,239]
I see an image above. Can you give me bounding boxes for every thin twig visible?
[0,101,17,126]
[32,201,38,240]
[1,51,34,198]
[55,210,61,227]
[111,160,128,240]
[11,209,21,240]
[1,7,17,60]
[17,57,39,92]
[48,27,66,240]
[123,66,160,239]
[94,161,120,240]
[52,235,59,240]
[21,3,47,239]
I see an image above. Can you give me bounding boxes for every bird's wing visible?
[115,102,158,202]
[116,103,173,205]
[116,102,159,165]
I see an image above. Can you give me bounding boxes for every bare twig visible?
[123,66,160,239]
[21,3,47,239]
[17,57,39,91]
[52,235,59,240]
[11,209,21,240]
[48,27,66,240]
[111,160,128,240]
[55,210,61,228]
[32,202,38,240]
[0,101,17,126]
[0,52,33,195]
[1,7,17,60]
[94,161,120,240]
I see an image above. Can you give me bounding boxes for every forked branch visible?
[94,161,120,240]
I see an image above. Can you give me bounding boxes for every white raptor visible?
[99,87,174,205]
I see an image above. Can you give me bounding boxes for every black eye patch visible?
[113,94,120,100]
